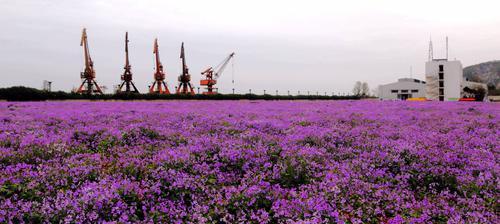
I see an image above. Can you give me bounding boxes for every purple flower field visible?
[0,101,498,223]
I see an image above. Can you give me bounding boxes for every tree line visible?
[0,86,360,101]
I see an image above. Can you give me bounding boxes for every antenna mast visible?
[428,37,434,62]
[446,36,449,60]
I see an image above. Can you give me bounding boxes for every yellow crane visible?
[77,28,103,94]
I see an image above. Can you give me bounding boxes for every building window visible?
[401,90,408,93]
[439,88,444,95]
[439,73,444,79]
[398,94,411,100]
[391,90,398,93]
[411,89,419,93]
[439,81,444,88]
[439,96,444,101]
[439,65,444,72]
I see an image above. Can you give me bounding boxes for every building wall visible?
[378,79,426,100]
[425,60,463,101]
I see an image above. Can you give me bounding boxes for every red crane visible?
[149,38,170,94]
[118,32,139,93]
[176,42,195,95]
[200,52,235,95]
[77,28,103,95]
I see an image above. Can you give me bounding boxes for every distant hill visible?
[463,61,500,90]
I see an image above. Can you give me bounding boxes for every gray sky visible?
[1,0,500,94]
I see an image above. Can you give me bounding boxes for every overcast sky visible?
[1,0,500,94]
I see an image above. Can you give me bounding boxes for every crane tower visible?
[77,28,103,95]
[200,52,235,94]
[176,42,195,95]
[118,32,139,93]
[149,38,170,94]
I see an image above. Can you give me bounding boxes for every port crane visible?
[149,38,170,94]
[77,28,103,94]
[176,42,195,95]
[118,32,139,93]
[200,52,235,94]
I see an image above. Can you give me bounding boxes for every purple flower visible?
[0,101,498,223]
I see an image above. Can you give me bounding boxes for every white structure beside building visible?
[425,59,487,101]
[378,78,426,100]
[462,79,489,100]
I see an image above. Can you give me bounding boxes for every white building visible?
[425,59,463,101]
[378,78,426,100]
[425,59,487,101]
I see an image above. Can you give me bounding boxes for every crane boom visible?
[153,38,162,74]
[124,32,129,69]
[213,52,235,80]
[80,28,92,71]
[180,42,187,75]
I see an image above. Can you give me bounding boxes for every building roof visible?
[397,78,426,83]
[379,78,427,88]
